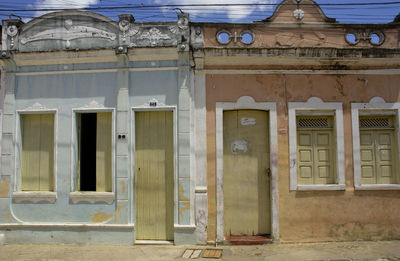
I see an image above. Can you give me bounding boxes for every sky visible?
[0,0,399,25]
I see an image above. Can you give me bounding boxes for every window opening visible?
[77,112,112,192]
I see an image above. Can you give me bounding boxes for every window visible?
[77,112,112,192]
[352,97,400,190]
[296,116,336,185]
[289,97,345,191]
[21,114,55,191]
[359,116,398,185]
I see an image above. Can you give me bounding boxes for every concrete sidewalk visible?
[1,240,400,261]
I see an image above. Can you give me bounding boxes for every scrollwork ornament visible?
[7,25,18,37]
[119,19,131,42]
[293,9,304,20]
[177,17,189,30]
[7,25,18,49]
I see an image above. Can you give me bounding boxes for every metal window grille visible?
[297,118,332,129]
[359,117,393,129]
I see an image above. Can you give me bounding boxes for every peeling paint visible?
[0,179,10,198]
[179,201,190,219]
[120,181,126,193]
[4,214,11,223]
[231,140,248,154]
[240,117,256,126]
[90,212,114,223]
[114,205,125,224]
[179,182,189,201]
[327,222,400,241]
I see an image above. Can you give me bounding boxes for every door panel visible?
[135,111,174,240]
[297,130,334,185]
[361,130,397,184]
[21,114,54,191]
[223,110,270,236]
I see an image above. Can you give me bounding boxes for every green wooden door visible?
[135,111,174,240]
[223,110,270,236]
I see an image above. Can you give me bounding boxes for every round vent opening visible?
[216,30,231,44]
[240,31,254,45]
[369,31,385,46]
[345,32,359,45]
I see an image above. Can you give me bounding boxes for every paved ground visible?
[0,240,399,261]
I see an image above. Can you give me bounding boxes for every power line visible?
[0,2,400,12]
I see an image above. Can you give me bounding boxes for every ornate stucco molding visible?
[137,27,172,46]
[20,19,116,48]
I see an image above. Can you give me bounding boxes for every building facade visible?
[0,11,197,245]
[0,0,400,245]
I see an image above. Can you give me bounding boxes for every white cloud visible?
[154,0,277,21]
[34,0,99,17]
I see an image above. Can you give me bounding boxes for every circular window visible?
[345,31,359,45]
[216,30,231,45]
[240,31,255,45]
[369,31,385,46]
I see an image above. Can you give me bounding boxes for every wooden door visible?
[360,130,397,184]
[135,111,174,240]
[297,130,335,185]
[21,114,54,191]
[223,110,270,236]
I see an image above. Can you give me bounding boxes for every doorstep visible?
[224,235,272,245]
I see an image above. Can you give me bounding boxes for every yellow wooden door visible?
[96,112,112,192]
[360,130,397,184]
[223,110,270,236]
[297,130,335,185]
[135,111,174,240]
[21,114,54,191]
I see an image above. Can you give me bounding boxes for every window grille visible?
[297,117,332,129]
[359,117,394,129]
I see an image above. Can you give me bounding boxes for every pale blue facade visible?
[0,11,199,245]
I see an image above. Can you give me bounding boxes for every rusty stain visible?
[0,178,10,198]
[4,214,11,223]
[120,181,126,193]
[179,201,190,219]
[179,182,189,201]
[91,212,114,223]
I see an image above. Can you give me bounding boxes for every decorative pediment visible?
[20,19,116,48]
[1,10,189,52]
[262,0,336,23]
[16,11,119,52]
[82,100,105,109]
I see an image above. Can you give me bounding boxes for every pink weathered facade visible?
[191,0,400,244]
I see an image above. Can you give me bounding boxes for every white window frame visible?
[70,106,116,204]
[289,97,345,191]
[13,106,58,203]
[352,97,400,190]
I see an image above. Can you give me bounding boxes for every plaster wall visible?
[204,26,399,49]
[205,73,400,243]
[0,52,195,245]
